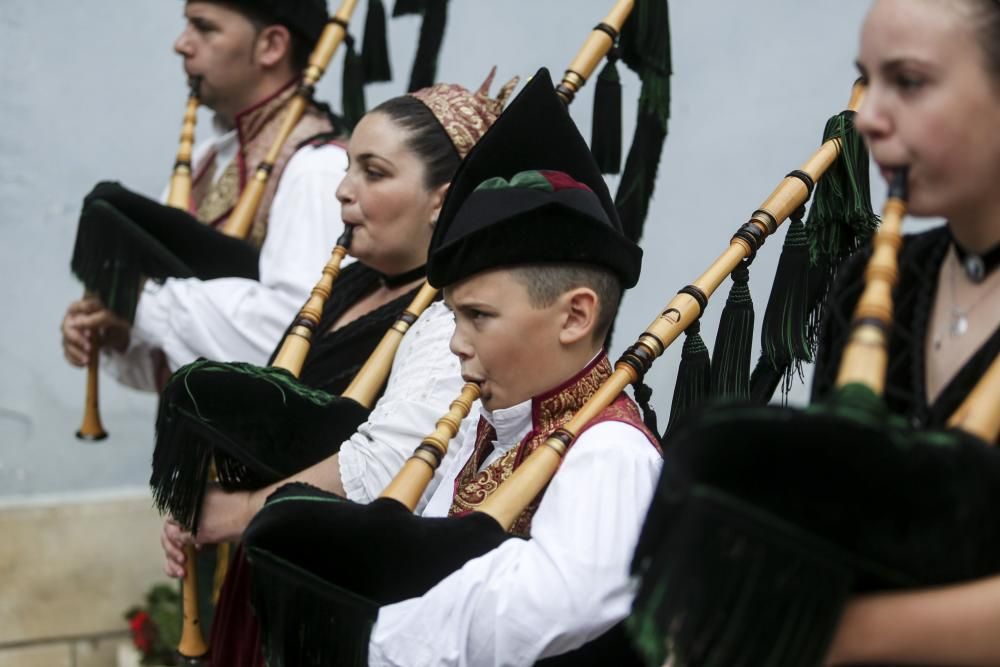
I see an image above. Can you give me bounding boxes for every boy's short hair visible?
[509,263,622,341]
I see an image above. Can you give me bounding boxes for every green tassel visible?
[710,262,754,401]
[806,111,879,268]
[804,111,879,355]
[341,34,367,130]
[392,0,423,16]
[614,0,671,242]
[361,0,392,84]
[591,56,622,174]
[749,111,879,405]
[664,321,710,438]
[406,0,448,92]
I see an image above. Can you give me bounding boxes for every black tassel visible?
[750,211,811,405]
[406,0,448,92]
[392,0,423,16]
[361,0,392,84]
[615,0,672,243]
[341,34,367,130]
[250,547,376,667]
[632,381,660,437]
[663,320,710,439]
[710,262,754,401]
[591,55,622,175]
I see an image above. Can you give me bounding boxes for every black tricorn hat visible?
[427,67,643,289]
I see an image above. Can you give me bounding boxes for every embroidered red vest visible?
[448,354,661,537]
[190,79,335,248]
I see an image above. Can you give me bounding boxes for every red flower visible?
[128,611,155,655]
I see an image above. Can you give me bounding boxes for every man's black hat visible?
[427,68,643,289]
[195,0,329,46]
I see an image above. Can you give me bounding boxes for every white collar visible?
[478,399,532,456]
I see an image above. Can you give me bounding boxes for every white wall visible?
[0,0,879,498]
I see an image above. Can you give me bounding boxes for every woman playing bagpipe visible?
[628,1,1000,665]
[822,0,1000,662]
[226,68,664,667]
[157,72,516,667]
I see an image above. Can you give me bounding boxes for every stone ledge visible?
[0,491,170,646]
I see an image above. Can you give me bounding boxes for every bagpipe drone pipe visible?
[628,169,1000,667]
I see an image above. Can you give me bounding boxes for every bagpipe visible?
[70,0,364,439]
[628,170,1000,667]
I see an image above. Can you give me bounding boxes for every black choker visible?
[951,239,1000,283]
[378,264,426,289]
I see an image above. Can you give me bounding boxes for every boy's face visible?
[446,269,567,412]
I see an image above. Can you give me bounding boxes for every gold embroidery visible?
[196,159,240,225]
[448,355,659,538]
[188,82,335,247]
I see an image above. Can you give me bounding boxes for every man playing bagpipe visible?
[60,0,348,390]
[227,69,664,665]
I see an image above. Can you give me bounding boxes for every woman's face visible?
[856,0,1000,221]
[336,111,447,274]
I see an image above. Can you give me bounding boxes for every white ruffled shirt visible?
[102,127,348,390]
[367,383,663,666]
[338,300,465,513]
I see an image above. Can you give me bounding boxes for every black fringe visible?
[71,198,195,321]
[150,361,370,532]
[663,321,710,439]
[710,262,754,401]
[361,0,392,84]
[250,547,376,667]
[406,0,448,92]
[341,34,367,130]
[591,56,622,175]
[630,486,852,667]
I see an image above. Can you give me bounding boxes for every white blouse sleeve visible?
[367,420,663,666]
[338,301,465,513]
[101,143,348,390]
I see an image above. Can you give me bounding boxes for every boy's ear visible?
[558,287,599,346]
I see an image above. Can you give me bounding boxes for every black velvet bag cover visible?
[149,263,423,533]
[245,483,645,666]
[151,363,370,533]
[630,385,1000,667]
[71,181,259,321]
[244,484,509,666]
